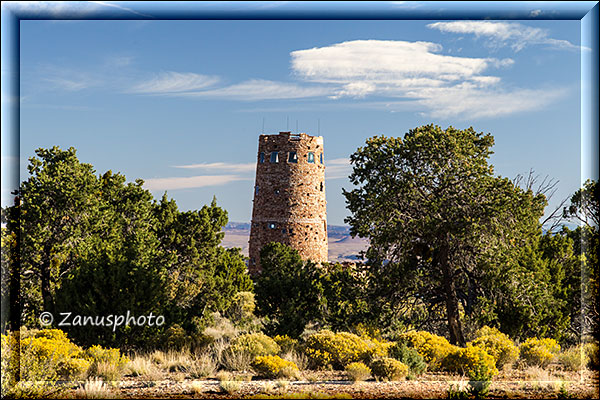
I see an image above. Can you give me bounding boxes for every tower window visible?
[268,222,277,229]
[308,152,315,163]
[288,151,298,163]
[259,152,265,163]
[255,185,259,195]
[320,153,323,164]
[270,152,279,163]
[320,182,323,191]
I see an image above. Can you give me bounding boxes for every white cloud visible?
[290,39,512,101]
[4,1,101,16]
[36,65,99,92]
[90,1,153,17]
[291,40,506,83]
[143,175,249,191]
[408,84,568,119]
[172,162,256,173]
[427,21,580,52]
[325,158,352,180]
[177,79,332,100]
[6,1,151,17]
[44,77,96,92]
[130,72,220,94]
[287,39,567,119]
[530,9,542,17]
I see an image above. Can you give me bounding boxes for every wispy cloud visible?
[145,78,332,100]
[5,1,101,16]
[130,72,220,94]
[410,84,569,119]
[42,76,97,91]
[325,158,352,180]
[143,175,249,191]
[172,162,256,173]
[427,21,581,52]
[90,1,153,18]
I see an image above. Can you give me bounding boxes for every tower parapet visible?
[248,131,328,273]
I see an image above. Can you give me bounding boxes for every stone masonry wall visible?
[248,132,327,273]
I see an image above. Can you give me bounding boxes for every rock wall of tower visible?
[248,132,327,273]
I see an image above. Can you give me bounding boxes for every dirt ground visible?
[66,369,599,399]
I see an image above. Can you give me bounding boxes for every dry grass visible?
[91,360,125,382]
[282,350,309,371]
[74,378,114,399]
[127,355,156,377]
[149,350,167,366]
[260,381,276,394]
[216,370,232,382]
[276,379,291,391]
[165,350,193,373]
[189,381,204,395]
[188,352,217,379]
[522,366,557,390]
[219,380,242,394]
[222,349,254,371]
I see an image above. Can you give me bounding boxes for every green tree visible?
[320,262,370,333]
[2,147,103,327]
[564,180,599,339]
[343,125,553,345]
[2,146,252,348]
[254,242,325,337]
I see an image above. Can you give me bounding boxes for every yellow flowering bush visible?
[251,355,300,379]
[469,326,519,369]
[303,330,391,370]
[274,334,298,353]
[443,344,498,377]
[443,344,498,397]
[397,331,455,370]
[519,337,560,368]
[370,358,409,381]
[21,329,90,379]
[229,333,281,358]
[2,329,90,398]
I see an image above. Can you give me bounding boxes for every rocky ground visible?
[65,369,599,399]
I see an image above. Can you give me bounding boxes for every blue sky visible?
[8,6,586,226]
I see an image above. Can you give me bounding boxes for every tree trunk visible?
[41,248,55,318]
[438,243,466,346]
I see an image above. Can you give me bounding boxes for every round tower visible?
[248,131,328,273]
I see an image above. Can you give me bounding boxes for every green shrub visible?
[303,330,390,370]
[519,337,560,368]
[229,333,280,358]
[469,326,519,369]
[164,324,190,350]
[397,330,455,371]
[345,362,371,382]
[557,346,586,371]
[583,341,599,369]
[252,355,300,379]
[443,345,498,398]
[388,342,427,376]
[370,357,409,381]
[84,345,129,381]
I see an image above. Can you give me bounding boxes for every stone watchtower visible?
[248,131,328,273]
